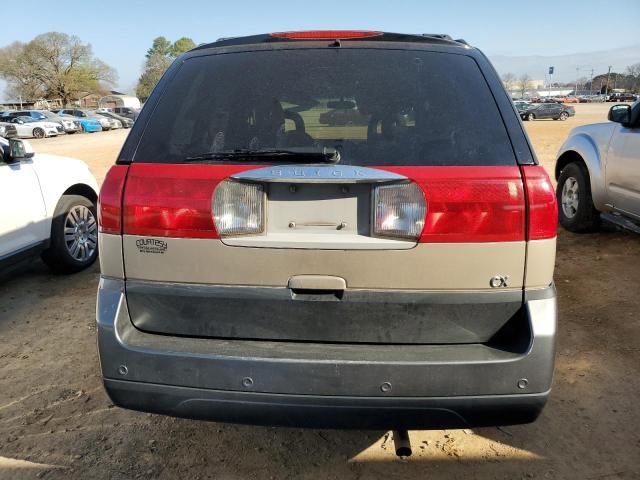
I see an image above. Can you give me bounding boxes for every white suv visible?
[0,137,99,272]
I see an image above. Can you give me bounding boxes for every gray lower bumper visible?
[97,278,556,429]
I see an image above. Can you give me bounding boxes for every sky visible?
[1,0,639,97]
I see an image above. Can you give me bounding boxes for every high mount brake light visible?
[269,30,383,40]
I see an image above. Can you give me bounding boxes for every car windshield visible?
[135,48,516,166]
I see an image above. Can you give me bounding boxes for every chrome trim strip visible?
[231,164,407,184]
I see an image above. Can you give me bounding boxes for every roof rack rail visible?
[454,38,469,45]
[216,36,238,42]
[421,33,453,40]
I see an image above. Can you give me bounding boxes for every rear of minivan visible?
[97,31,558,429]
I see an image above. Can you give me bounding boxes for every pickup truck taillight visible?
[98,165,129,234]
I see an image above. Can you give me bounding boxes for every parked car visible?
[113,106,139,121]
[36,110,81,134]
[57,108,112,131]
[318,107,369,126]
[555,101,640,231]
[0,137,99,272]
[5,109,80,134]
[92,111,133,128]
[0,122,18,139]
[607,93,637,102]
[1,110,48,121]
[513,100,531,111]
[0,115,61,138]
[58,113,102,133]
[520,103,575,121]
[97,31,558,434]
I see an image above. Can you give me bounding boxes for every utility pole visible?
[575,67,579,96]
[19,95,23,110]
[605,65,612,98]
[589,68,594,96]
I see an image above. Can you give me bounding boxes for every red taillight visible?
[380,166,527,242]
[521,165,558,240]
[270,30,383,40]
[122,164,259,239]
[98,165,129,234]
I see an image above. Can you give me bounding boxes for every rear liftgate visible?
[120,162,535,346]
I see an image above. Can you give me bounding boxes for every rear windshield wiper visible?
[184,147,341,163]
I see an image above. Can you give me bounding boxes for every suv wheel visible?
[33,127,45,138]
[527,113,535,121]
[559,112,569,121]
[42,195,98,273]
[556,162,600,232]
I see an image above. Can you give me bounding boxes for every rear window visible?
[135,48,516,166]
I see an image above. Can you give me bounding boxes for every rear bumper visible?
[97,278,557,429]
[104,378,549,429]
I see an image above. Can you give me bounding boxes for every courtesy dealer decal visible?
[136,238,168,254]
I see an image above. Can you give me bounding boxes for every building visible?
[98,94,141,110]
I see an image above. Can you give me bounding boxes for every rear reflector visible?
[98,165,129,234]
[521,165,558,240]
[379,166,527,243]
[122,164,259,239]
[270,30,383,40]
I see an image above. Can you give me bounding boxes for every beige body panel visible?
[122,235,528,290]
[99,233,124,279]
[524,238,556,288]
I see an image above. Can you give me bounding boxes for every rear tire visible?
[527,113,535,121]
[33,127,45,138]
[556,162,600,233]
[42,195,98,273]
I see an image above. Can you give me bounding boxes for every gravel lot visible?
[1,103,638,479]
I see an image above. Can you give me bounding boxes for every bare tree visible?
[501,72,516,91]
[516,74,532,98]
[626,63,640,92]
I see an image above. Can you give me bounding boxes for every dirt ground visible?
[1,103,638,479]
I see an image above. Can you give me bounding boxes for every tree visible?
[136,52,172,100]
[136,36,196,101]
[626,63,640,92]
[501,72,516,91]
[516,74,532,98]
[171,37,196,57]
[146,36,172,59]
[0,33,116,105]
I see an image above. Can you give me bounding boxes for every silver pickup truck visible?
[555,101,640,232]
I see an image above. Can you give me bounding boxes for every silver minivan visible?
[97,31,558,431]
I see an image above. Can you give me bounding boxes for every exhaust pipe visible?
[392,430,412,457]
